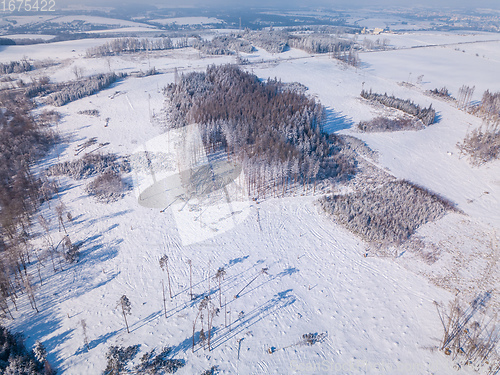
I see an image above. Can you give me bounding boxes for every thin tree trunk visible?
[162,279,167,319]
[122,308,130,333]
[166,263,172,299]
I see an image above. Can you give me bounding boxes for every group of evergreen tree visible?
[193,35,254,55]
[85,37,175,58]
[361,89,436,126]
[243,30,290,53]
[357,116,423,132]
[0,325,54,374]
[164,64,354,198]
[319,180,456,244]
[44,73,126,107]
[288,33,354,54]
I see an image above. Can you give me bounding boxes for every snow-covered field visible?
[2,30,500,374]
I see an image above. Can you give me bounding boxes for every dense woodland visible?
[0,92,58,372]
[164,64,354,198]
[319,180,456,244]
[361,89,436,126]
[0,324,53,374]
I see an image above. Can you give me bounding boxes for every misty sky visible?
[59,0,500,10]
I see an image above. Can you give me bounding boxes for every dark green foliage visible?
[137,347,185,374]
[201,365,219,375]
[361,89,436,126]
[103,345,185,375]
[0,325,46,374]
[0,38,16,45]
[319,180,456,244]
[103,345,140,375]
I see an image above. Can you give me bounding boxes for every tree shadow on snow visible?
[433,112,442,124]
[73,329,120,356]
[322,108,355,133]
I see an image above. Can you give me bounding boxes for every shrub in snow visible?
[86,171,125,203]
[428,87,453,99]
[302,332,328,346]
[436,293,500,373]
[201,365,219,375]
[77,109,100,117]
[47,153,130,180]
[319,180,457,244]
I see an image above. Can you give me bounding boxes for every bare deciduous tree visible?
[159,255,173,299]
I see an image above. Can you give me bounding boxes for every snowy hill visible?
[0,29,499,374]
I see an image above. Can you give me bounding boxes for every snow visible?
[1,34,56,40]
[360,41,500,100]
[3,30,500,374]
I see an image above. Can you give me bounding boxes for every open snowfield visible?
[2,29,500,374]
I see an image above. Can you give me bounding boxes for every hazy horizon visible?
[57,0,500,11]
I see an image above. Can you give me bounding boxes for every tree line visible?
[85,37,176,58]
[44,72,126,107]
[193,35,254,55]
[164,64,354,199]
[0,60,32,75]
